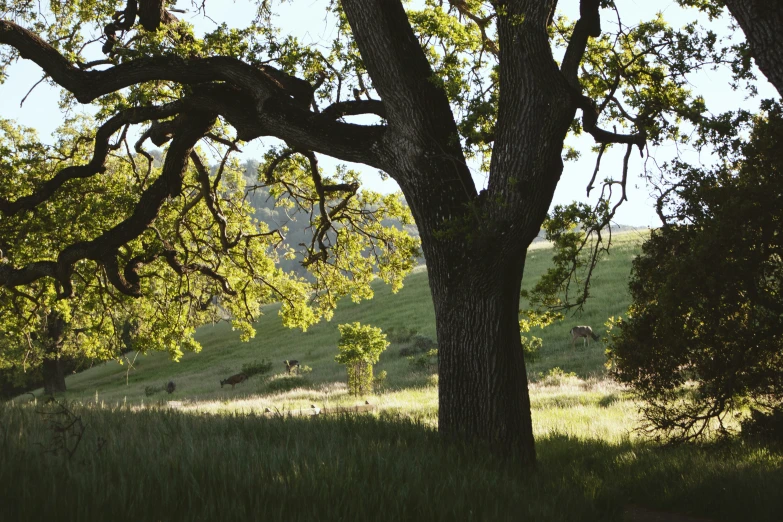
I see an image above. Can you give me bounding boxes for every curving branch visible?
[1,20,388,168]
[448,1,499,55]
[321,100,387,120]
[0,102,186,217]
[0,111,217,296]
[189,151,243,252]
[561,0,602,89]
[574,93,646,149]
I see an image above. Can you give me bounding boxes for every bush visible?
[373,370,388,393]
[607,106,783,442]
[411,334,436,352]
[522,336,542,362]
[408,349,438,375]
[335,322,389,396]
[241,359,274,378]
[741,406,783,441]
[385,327,418,344]
[533,367,577,386]
[398,346,420,357]
[145,385,163,397]
[398,334,437,357]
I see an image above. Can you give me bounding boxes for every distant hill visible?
[15,231,646,406]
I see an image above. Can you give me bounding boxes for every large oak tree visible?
[1,0,780,464]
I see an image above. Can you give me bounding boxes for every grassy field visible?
[2,230,782,521]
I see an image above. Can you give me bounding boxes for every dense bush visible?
[408,349,438,375]
[607,103,783,442]
[241,359,274,378]
[335,323,389,396]
[385,327,418,344]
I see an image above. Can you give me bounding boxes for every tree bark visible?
[723,0,783,96]
[42,311,67,395]
[429,250,536,464]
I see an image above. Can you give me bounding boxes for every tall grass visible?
[1,402,780,522]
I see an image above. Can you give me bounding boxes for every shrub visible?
[335,322,389,396]
[398,346,420,357]
[607,107,783,442]
[521,336,542,362]
[741,406,783,441]
[408,349,438,375]
[534,367,577,386]
[411,334,436,352]
[166,381,176,394]
[144,385,163,397]
[373,370,388,393]
[241,359,274,378]
[386,326,418,344]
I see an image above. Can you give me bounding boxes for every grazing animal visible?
[285,359,300,375]
[570,326,600,348]
[220,373,248,389]
[166,381,176,394]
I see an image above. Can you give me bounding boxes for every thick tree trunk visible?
[42,311,67,395]
[429,251,535,464]
[42,357,66,395]
[723,0,783,96]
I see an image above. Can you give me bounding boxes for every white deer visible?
[570,326,599,348]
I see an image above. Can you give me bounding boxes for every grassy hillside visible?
[19,230,646,410]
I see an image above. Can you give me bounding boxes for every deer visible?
[220,373,248,389]
[570,326,600,348]
[284,359,300,375]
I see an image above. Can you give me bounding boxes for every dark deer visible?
[570,326,600,348]
[220,373,248,389]
[284,360,300,375]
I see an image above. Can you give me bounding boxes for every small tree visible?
[335,323,389,396]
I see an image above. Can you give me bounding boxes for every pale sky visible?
[0,0,778,227]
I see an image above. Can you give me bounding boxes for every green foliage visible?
[241,359,274,379]
[385,326,418,344]
[144,385,164,397]
[534,367,578,386]
[408,349,438,375]
[335,322,389,396]
[411,334,437,352]
[607,103,783,442]
[741,407,783,442]
[373,369,388,393]
[521,336,542,363]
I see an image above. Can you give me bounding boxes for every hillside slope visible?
[20,230,646,407]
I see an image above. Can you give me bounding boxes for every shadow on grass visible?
[1,403,781,522]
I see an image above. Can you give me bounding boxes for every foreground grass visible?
[1,401,781,522]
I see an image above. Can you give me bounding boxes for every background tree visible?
[607,102,783,442]
[1,0,779,464]
[335,322,389,396]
